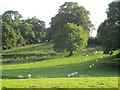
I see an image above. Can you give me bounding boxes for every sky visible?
[0,0,114,37]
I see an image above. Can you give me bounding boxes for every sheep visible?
[96,60,98,62]
[75,72,77,74]
[71,73,75,76]
[68,75,70,77]
[18,75,23,78]
[92,64,95,66]
[89,65,92,68]
[28,74,32,78]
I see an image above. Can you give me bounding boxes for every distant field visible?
[1,43,119,88]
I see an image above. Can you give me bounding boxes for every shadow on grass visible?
[2,53,57,64]
[3,43,52,54]
[2,56,118,78]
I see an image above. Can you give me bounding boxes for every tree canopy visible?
[53,23,87,56]
[97,1,120,54]
[2,22,18,49]
[2,10,47,49]
[50,2,94,40]
[25,17,46,43]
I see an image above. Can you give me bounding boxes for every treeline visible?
[1,1,120,57]
[2,10,47,49]
[2,2,94,53]
[97,1,120,56]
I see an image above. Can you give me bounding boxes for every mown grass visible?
[2,77,118,88]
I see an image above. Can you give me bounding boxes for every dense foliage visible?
[2,10,47,49]
[97,1,120,54]
[50,2,94,41]
[49,2,94,55]
[53,23,87,56]
[2,22,18,49]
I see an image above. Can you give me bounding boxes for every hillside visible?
[1,43,119,88]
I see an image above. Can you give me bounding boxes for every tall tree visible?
[2,10,23,45]
[97,1,120,54]
[50,2,94,40]
[53,23,87,56]
[2,10,22,29]
[19,21,35,44]
[0,15,2,50]
[25,17,47,43]
[2,22,18,49]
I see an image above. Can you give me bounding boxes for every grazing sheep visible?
[18,75,23,78]
[75,72,77,74]
[89,65,92,68]
[95,51,98,54]
[28,74,32,78]
[68,75,70,77]
[71,73,75,76]
[92,64,95,66]
[96,60,98,62]
[68,72,78,77]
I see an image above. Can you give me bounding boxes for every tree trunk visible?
[68,50,73,56]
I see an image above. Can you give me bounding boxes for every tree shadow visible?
[2,56,118,78]
[3,43,52,54]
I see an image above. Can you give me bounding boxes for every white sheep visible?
[92,64,95,66]
[96,60,98,62]
[75,72,77,74]
[68,74,70,77]
[18,75,23,78]
[89,65,92,68]
[71,73,75,76]
[28,74,32,78]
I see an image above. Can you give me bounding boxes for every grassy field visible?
[1,43,119,88]
[2,77,118,88]
[2,43,54,54]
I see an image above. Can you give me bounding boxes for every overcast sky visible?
[0,0,114,37]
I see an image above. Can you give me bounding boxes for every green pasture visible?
[2,54,118,78]
[1,43,119,88]
[2,43,54,55]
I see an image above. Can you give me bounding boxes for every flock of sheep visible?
[18,73,32,78]
[18,51,104,78]
[67,51,104,77]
